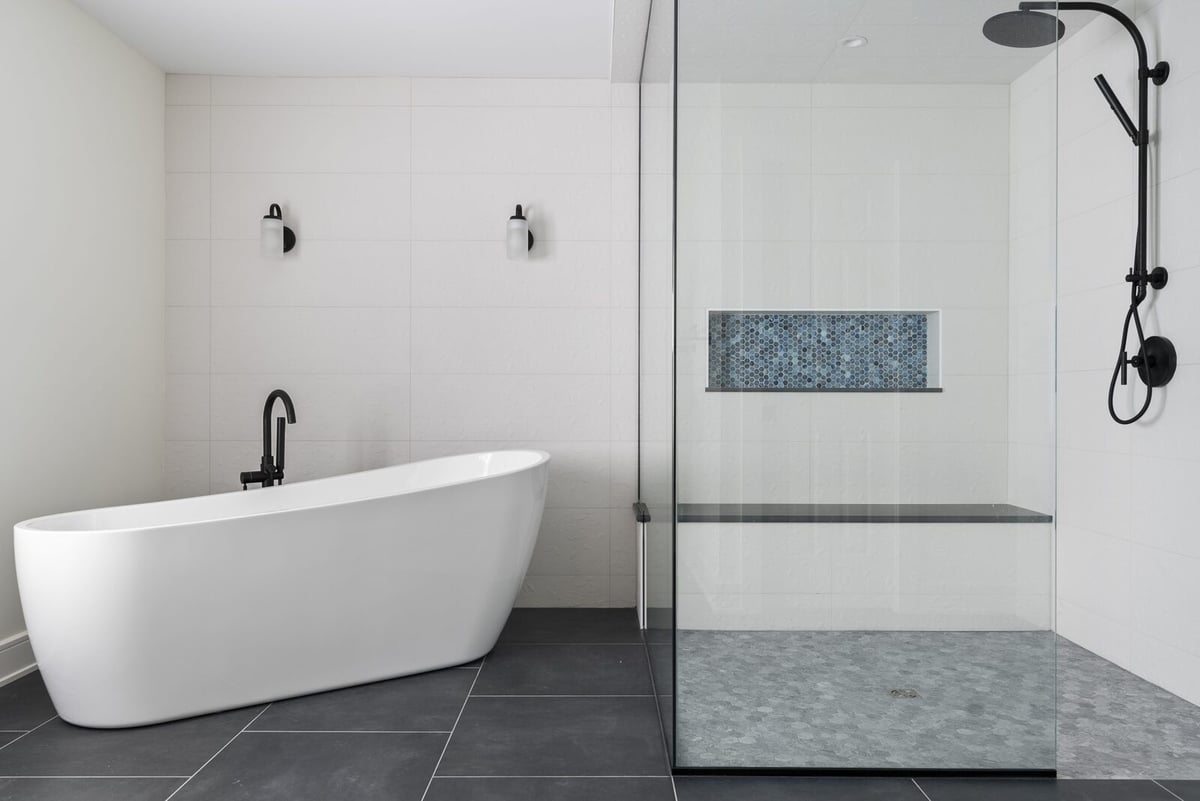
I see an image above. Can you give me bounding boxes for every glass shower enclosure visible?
[639,0,1058,774]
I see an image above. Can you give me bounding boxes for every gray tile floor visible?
[672,630,1200,778]
[0,611,1197,800]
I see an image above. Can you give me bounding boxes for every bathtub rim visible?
[15,449,550,535]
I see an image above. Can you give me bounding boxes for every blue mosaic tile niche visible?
[708,311,933,391]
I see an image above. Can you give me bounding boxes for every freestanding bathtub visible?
[14,450,549,728]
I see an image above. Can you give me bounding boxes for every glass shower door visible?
[667,0,1058,772]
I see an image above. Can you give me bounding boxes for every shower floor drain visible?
[889,688,920,699]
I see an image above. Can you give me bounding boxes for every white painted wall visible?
[0,0,165,679]
[164,76,639,608]
[674,83,1016,506]
[1013,0,1200,706]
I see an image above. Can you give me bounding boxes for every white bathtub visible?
[14,450,549,728]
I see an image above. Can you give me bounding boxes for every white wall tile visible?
[210,374,409,443]
[211,173,411,240]
[166,240,211,307]
[411,374,611,441]
[412,107,610,174]
[166,106,210,172]
[211,106,412,173]
[211,77,411,106]
[166,173,210,239]
[410,241,612,308]
[166,306,210,374]
[166,75,639,610]
[411,308,610,375]
[412,78,612,107]
[211,240,410,307]
[412,173,611,242]
[210,307,410,374]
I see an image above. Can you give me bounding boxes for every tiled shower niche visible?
[707,310,942,392]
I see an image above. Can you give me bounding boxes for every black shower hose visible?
[1107,276,1153,425]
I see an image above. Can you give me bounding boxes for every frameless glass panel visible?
[671,0,1058,771]
[639,0,676,761]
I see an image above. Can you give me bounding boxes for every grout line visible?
[244,729,452,734]
[430,774,673,779]
[0,775,192,780]
[162,704,272,801]
[911,778,934,801]
[0,716,56,753]
[469,694,654,699]
[419,654,485,801]
[1154,780,1186,801]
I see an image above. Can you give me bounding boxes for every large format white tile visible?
[166,240,211,306]
[211,106,411,173]
[209,373,410,442]
[410,374,611,441]
[211,173,411,240]
[528,508,612,577]
[812,106,1008,175]
[166,105,210,172]
[211,239,410,307]
[211,76,411,106]
[411,78,612,107]
[410,307,610,375]
[210,439,411,493]
[411,173,610,241]
[210,307,410,374]
[166,307,210,373]
[166,173,210,239]
[677,172,813,242]
[410,241,612,307]
[677,106,812,175]
[412,107,610,174]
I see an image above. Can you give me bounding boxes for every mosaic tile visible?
[708,311,929,391]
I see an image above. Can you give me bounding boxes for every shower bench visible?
[654,502,1054,632]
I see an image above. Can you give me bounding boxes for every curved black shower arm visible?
[1019,2,1149,74]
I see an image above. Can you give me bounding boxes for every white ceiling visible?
[71,0,616,78]
[679,0,1100,84]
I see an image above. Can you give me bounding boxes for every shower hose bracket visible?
[1126,267,1169,291]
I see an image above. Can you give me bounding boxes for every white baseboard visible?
[0,632,36,687]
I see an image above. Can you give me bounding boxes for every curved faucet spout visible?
[251,389,298,488]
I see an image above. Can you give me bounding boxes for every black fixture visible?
[240,389,297,489]
[263,203,297,254]
[985,2,1176,424]
[982,10,1065,48]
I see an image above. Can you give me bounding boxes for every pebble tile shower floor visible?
[0,609,1196,800]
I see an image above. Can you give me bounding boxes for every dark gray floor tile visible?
[0,673,56,730]
[473,645,652,695]
[0,705,264,777]
[437,696,667,776]
[171,732,444,801]
[0,777,183,801]
[917,779,1177,800]
[249,669,473,732]
[1157,782,1200,800]
[425,777,675,800]
[676,776,927,800]
[498,608,640,644]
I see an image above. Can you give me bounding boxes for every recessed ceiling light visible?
[839,35,869,48]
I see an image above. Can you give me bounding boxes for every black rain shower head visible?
[982,9,1065,48]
